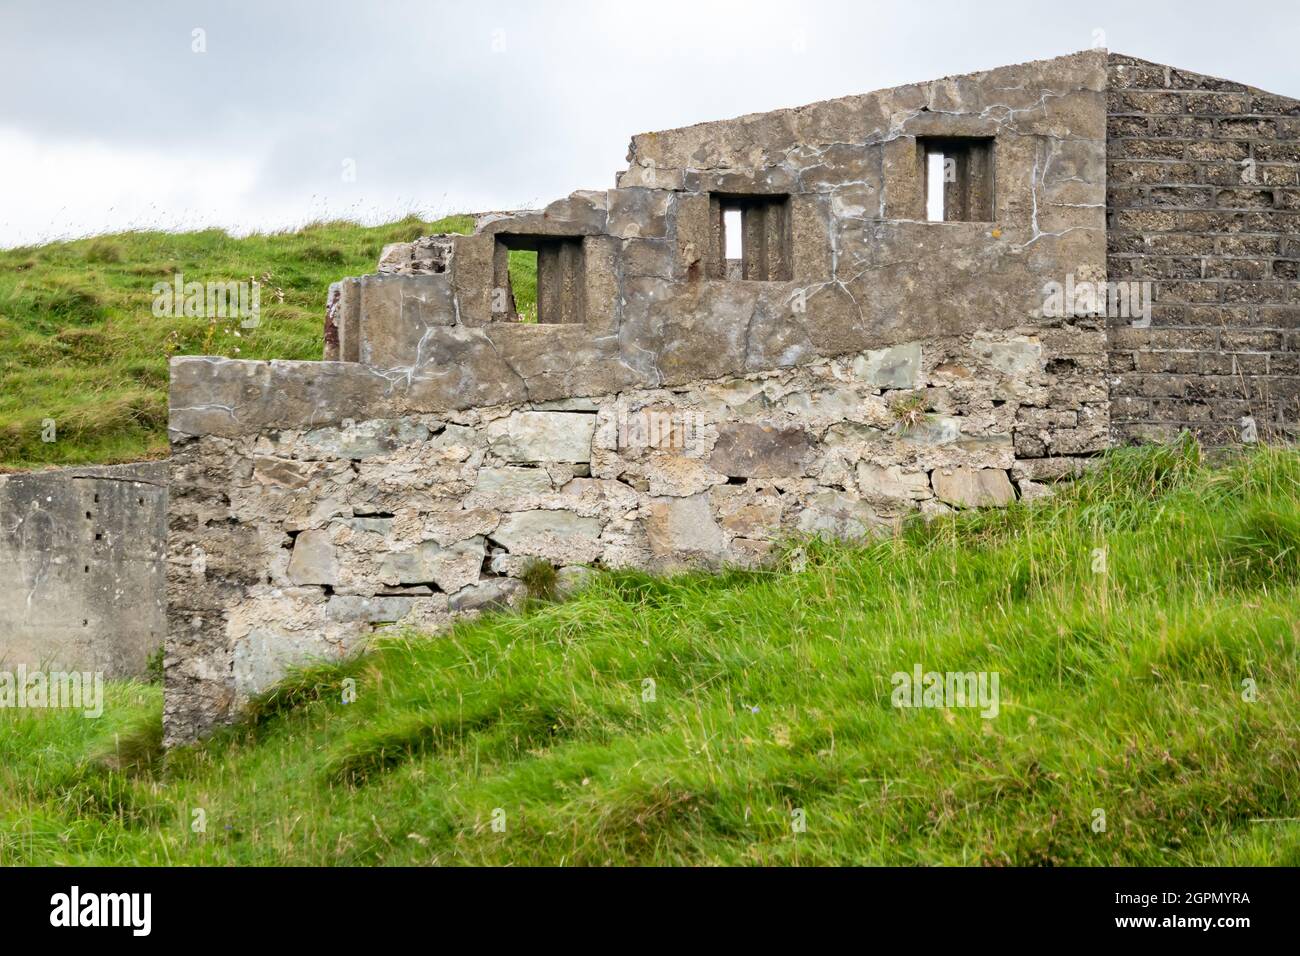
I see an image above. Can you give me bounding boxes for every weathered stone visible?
[622,238,677,278]
[487,552,527,577]
[854,343,922,389]
[780,386,873,423]
[709,423,814,478]
[533,396,603,412]
[699,378,771,412]
[796,492,881,539]
[646,494,726,560]
[558,477,641,514]
[358,274,456,367]
[341,516,394,536]
[856,463,932,501]
[607,188,674,240]
[638,281,760,384]
[610,404,701,453]
[618,162,685,190]
[479,191,608,240]
[730,537,775,566]
[287,530,339,585]
[830,181,878,218]
[421,510,501,546]
[448,578,525,614]
[718,501,785,537]
[899,415,961,446]
[823,421,890,450]
[541,190,610,233]
[556,565,596,595]
[973,336,1042,377]
[376,235,455,276]
[232,627,341,697]
[1016,479,1056,501]
[326,595,416,623]
[1010,457,1097,482]
[931,467,1017,508]
[797,143,880,193]
[378,537,485,593]
[474,467,554,497]
[426,423,480,461]
[252,456,314,488]
[300,419,431,460]
[491,510,602,563]
[624,452,725,498]
[488,412,596,463]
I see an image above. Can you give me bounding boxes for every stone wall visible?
[1107,53,1300,444]
[264,50,1109,418]
[0,462,166,677]
[165,50,1111,744]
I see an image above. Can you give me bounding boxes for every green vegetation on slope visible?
[507,249,538,323]
[0,215,541,470]
[2,442,1298,865]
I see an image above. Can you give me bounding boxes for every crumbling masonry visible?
[164,50,1300,743]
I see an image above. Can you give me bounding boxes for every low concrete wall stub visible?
[0,462,167,677]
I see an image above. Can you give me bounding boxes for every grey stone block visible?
[709,423,815,478]
[931,467,1017,508]
[379,537,486,593]
[287,530,339,586]
[326,595,416,623]
[854,343,922,389]
[488,412,596,463]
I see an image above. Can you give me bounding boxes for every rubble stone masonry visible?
[162,49,1297,744]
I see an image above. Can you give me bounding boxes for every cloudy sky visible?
[1,0,1297,248]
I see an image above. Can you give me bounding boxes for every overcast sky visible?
[1,0,1297,248]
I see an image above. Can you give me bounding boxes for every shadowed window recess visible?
[494,235,585,324]
[708,194,793,280]
[920,137,994,222]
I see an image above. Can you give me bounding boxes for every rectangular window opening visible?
[709,194,793,281]
[919,137,994,222]
[494,236,585,324]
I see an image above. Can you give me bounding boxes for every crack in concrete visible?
[481,330,533,401]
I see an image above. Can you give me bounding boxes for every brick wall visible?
[1107,53,1300,444]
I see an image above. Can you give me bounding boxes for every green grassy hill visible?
[0,216,486,470]
[2,442,1297,865]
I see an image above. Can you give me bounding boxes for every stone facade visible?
[1108,53,1300,444]
[162,49,1297,745]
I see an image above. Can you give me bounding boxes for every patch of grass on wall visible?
[507,250,538,323]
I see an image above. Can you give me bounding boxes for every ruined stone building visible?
[152,50,1299,742]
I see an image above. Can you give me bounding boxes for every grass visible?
[1,440,1297,865]
[508,249,538,323]
[0,215,512,470]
